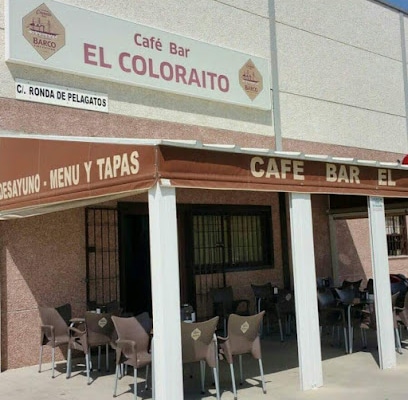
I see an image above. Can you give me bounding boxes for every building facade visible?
[1,0,408,397]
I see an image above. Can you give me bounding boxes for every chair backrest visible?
[210,286,234,315]
[226,311,265,358]
[112,315,151,353]
[366,279,374,294]
[251,283,273,299]
[39,304,71,338]
[84,311,115,345]
[341,279,362,297]
[334,287,355,304]
[276,289,295,314]
[135,312,153,336]
[105,300,122,316]
[397,291,408,327]
[181,316,219,368]
[317,287,336,308]
[316,277,333,289]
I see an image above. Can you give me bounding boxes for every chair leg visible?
[85,353,91,385]
[229,362,237,400]
[200,359,206,394]
[239,354,243,385]
[66,348,72,378]
[285,315,291,335]
[258,358,267,394]
[134,367,138,400]
[278,318,284,342]
[38,345,43,373]
[212,366,220,400]
[144,365,149,390]
[51,347,55,378]
[113,364,120,397]
[395,328,402,354]
[350,327,354,354]
[106,343,109,372]
[343,327,349,354]
[98,346,101,371]
[361,328,367,349]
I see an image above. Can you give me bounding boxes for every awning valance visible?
[1,134,408,219]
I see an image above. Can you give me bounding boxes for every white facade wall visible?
[275,0,408,152]
[1,2,406,150]
[0,0,273,136]
[1,0,407,154]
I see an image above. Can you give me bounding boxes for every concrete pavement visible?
[1,333,408,399]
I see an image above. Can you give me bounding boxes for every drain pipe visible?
[268,0,282,151]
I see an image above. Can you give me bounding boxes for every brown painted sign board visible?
[1,138,408,217]
[0,137,157,212]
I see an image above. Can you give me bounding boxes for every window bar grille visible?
[86,207,119,310]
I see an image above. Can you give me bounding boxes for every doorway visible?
[118,202,152,316]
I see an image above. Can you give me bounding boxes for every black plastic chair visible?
[317,288,348,353]
[251,283,282,339]
[210,286,250,335]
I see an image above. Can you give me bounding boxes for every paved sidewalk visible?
[1,335,408,399]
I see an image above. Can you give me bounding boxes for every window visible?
[190,205,273,273]
[386,215,407,256]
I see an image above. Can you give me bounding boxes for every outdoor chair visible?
[111,314,152,400]
[181,316,220,400]
[210,286,250,335]
[360,291,402,353]
[393,291,408,351]
[316,277,334,289]
[317,287,348,353]
[275,289,296,338]
[217,311,266,400]
[105,300,123,316]
[66,311,115,384]
[38,303,71,378]
[251,283,281,338]
[334,287,365,353]
[341,279,363,298]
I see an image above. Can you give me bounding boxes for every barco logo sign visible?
[22,3,65,60]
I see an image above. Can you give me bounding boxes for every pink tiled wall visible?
[336,217,408,289]
[1,189,286,370]
[1,209,86,370]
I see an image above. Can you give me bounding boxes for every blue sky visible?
[382,0,408,11]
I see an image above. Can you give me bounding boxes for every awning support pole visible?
[367,196,396,369]
[289,193,323,390]
[148,183,183,400]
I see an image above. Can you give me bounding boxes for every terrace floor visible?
[1,329,408,399]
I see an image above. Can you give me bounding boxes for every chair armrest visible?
[115,339,137,356]
[216,335,229,343]
[40,325,55,339]
[68,326,86,336]
[216,335,233,363]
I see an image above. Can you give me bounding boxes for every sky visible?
[381,0,408,12]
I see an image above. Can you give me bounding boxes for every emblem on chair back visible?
[98,317,107,328]
[240,321,249,334]
[191,328,201,341]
